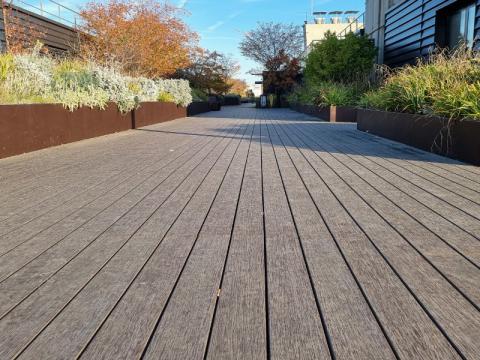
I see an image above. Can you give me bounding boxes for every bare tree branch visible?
[239,22,303,70]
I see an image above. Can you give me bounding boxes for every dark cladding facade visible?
[366,0,480,66]
[0,3,78,53]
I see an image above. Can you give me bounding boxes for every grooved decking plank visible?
[282,121,480,358]
[0,117,213,227]
[351,127,480,183]
[206,120,267,359]
[268,120,395,359]
[0,130,224,320]
[136,122,253,359]
[0,130,232,359]
[322,128,480,230]
[285,122,480,304]
[0,119,213,234]
[0,116,206,217]
[326,128,480,210]
[0,121,231,285]
[265,120,396,359]
[260,121,331,359]
[15,122,247,359]
[271,117,460,359]
[295,123,480,267]
[284,121,480,357]
[326,130,480,239]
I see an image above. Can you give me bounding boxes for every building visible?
[1,0,79,53]
[303,11,364,53]
[365,0,480,66]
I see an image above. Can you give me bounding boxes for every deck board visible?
[206,120,268,359]
[265,119,396,359]
[280,121,480,358]
[261,121,331,359]
[0,123,228,281]
[284,121,480,303]
[0,105,478,359]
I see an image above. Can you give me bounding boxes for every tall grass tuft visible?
[359,47,480,120]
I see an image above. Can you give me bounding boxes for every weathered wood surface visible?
[0,105,479,359]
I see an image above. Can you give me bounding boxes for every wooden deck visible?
[0,105,479,359]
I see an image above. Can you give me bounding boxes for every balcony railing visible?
[6,0,81,28]
[337,12,365,38]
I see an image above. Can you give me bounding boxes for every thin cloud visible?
[206,11,242,32]
[207,20,225,32]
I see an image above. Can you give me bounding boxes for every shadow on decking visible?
[138,119,461,166]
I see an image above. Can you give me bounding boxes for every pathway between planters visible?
[0,104,479,359]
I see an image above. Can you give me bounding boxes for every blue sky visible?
[182,0,365,86]
[23,0,364,85]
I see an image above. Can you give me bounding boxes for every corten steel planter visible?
[291,104,357,122]
[187,101,211,116]
[133,102,186,128]
[290,104,330,120]
[329,106,357,123]
[357,109,480,166]
[0,101,190,160]
[0,103,131,160]
[223,96,241,106]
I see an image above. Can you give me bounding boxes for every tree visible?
[239,22,303,70]
[305,32,377,84]
[175,49,240,94]
[79,0,197,77]
[263,50,301,101]
[228,78,248,96]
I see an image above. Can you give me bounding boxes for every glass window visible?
[446,3,477,49]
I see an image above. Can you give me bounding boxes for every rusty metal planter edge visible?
[356,108,480,166]
[0,101,202,160]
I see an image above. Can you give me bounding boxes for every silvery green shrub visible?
[135,77,159,102]
[156,79,192,107]
[89,65,138,113]
[50,62,109,111]
[0,44,194,111]
[4,45,53,100]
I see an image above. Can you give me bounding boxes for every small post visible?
[1,0,10,51]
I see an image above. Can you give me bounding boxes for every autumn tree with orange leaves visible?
[79,0,198,77]
[228,78,248,96]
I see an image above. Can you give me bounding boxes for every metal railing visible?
[6,0,81,28]
[337,12,365,38]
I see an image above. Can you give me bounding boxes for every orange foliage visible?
[228,78,248,96]
[79,0,198,77]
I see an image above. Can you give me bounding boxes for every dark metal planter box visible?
[133,102,186,128]
[291,104,357,122]
[187,101,211,116]
[223,96,241,106]
[0,101,188,160]
[0,103,131,160]
[357,109,480,166]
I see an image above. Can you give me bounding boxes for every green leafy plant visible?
[305,32,377,85]
[0,53,14,82]
[191,87,208,101]
[157,91,175,103]
[289,81,361,107]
